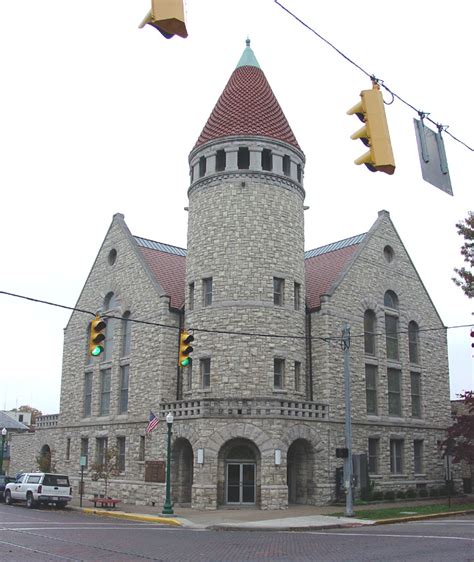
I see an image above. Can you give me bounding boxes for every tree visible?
[442,391,474,465]
[452,211,474,299]
[90,446,120,497]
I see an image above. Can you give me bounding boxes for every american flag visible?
[146,411,159,434]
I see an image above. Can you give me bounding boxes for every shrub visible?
[406,488,417,499]
[384,490,396,501]
[418,488,429,498]
[372,491,384,501]
[438,486,448,497]
[429,488,439,497]
[396,490,406,499]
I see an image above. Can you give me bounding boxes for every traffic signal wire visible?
[274,0,474,152]
[1,289,471,344]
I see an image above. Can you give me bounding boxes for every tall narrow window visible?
[237,146,250,169]
[283,155,291,176]
[216,149,226,171]
[294,282,301,310]
[273,277,284,306]
[203,277,213,306]
[414,440,424,473]
[365,364,377,415]
[81,437,89,467]
[274,358,285,389]
[121,312,131,357]
[117,436,126,472]
[297,163,302,183]
[99,369,111,416]
[390,439,404,474]
[139,436,145,461]
[384,291,399,360]
[408,321,420,364]
[189,282,195,311]
[95,437,108,466]
[187,360,193,391]
[83,373,92,417]
[294,361,301,391]
[201,358,211,389]
[410,372,422,418]
[66,438,71,461]
[199,156,206,177]
[368,438,379,474]
[364,310,376,355]
[261,148,272,171]
[119,365,129,414]
[387,369,402,416]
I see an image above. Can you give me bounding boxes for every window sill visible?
[389,474,407,478]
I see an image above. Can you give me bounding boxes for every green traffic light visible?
[91,346,103,357]
[181,357,190,367]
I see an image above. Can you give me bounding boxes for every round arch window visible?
[108,248,117,266]
[383,245,394,263]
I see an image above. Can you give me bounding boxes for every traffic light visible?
[89,315,107,357]
[139,0,188,39]
[178,330,194,367]
[471,328,474,348]
[347,84,395,175]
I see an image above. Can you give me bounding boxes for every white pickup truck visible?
[4,472,72,508]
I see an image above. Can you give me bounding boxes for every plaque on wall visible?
[145,460,165,483]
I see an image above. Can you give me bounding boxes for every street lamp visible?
[162,412,174,515]
[0,428,7,475]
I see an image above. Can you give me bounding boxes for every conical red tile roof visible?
[194,43,300,150]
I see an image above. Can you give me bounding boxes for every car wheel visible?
[26,493,36,509]
[4,490,13,505]
[56,501,67,509]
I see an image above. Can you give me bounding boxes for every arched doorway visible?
[171,438,193,506]
[38,444,52,472]
[287,439,314,504]
[218,438,260,506]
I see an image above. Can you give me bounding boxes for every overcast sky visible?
[1,0,472,415]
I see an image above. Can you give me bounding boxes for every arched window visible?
[408,321,420,364]
[121,311,131,357]
[364,310,377,355]
[384,291,399,360]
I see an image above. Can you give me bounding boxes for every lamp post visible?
[0,428,7,475]
[162,412,174,515]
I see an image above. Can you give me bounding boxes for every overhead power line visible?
[274,0,474,152]
[1,290,471,344]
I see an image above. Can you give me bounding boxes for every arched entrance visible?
[218,438,260,506]
[171,438,193,506]
[287,439,314,504]
[38,444,52,472]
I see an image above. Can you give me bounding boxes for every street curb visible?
[373,509,474,525]
[207,521,370,533]
[81,507,182,527]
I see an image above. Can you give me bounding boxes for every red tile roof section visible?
[138,247,186,309]
[194,65,300,149]
[305,245,360,310]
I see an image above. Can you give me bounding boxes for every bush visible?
[406,488,417,499]
[438,486,448,497]
[396,490,406,499]
[429,488,439,497]
[372,491,384,501]
[384,490,396,501]
[418,488,429,498]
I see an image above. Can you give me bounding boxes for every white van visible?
[5,472,72,508]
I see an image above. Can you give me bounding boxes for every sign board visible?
[79,455,87,467]
[145,460,166,483]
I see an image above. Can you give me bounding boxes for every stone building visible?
[10,41,452,509]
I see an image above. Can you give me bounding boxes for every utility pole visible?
[342,324,353,517]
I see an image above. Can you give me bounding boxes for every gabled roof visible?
[194,40,300,150]
[134,237,186,310]
[305,234,366,310]
[0,411,30,431]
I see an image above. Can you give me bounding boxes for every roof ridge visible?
[134,236,187,257]
[305,233,366,259]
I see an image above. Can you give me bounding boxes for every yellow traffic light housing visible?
[347,84,395,175]
[178,329,194,367]
[139,0,188,39]
[89,315,107,357]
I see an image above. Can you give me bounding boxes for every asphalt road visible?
[0,504,473,561]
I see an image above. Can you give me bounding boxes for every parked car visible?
[0,475,16,501]
[4,472,72,508]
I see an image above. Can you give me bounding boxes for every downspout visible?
[306,306,313,402]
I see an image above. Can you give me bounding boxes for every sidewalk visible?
[70,496,474,531]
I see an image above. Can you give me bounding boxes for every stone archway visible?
[38,444,52,472]
[287,438,314,505]
[171,438,193,506]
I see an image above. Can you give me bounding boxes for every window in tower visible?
[201,358,211,389]
[297,164,302,183]
[203,277,213,306]
[283,155,291,176]
[216,149,226,171]
[199,156,206,178]
[274,358,285,389]
[261,149,273,171]
[238,147,250,169]
[189,282,195,311]
[294,282,301,310]
[273,277,284,306]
